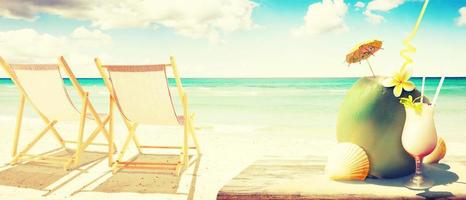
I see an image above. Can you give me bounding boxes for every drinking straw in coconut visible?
[399,0,429,72]
[420,76,425,103]
[432,76,445,106]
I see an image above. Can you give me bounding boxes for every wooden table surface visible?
[217,156,466,200]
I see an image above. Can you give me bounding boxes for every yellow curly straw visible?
[399,0,430,72]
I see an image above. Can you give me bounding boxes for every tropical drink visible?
[401,103,437,190]
[402,104,437,157]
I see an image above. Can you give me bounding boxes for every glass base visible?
[404,174,434,190]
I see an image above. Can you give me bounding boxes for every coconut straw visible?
[420,76,425,103]
[432,76,445,106]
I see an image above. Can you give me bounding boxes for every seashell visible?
[424,137,446,164]
[325,142,370,181]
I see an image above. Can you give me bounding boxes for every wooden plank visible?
[217,156,466,200]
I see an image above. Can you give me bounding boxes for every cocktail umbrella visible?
[346,40,383,77]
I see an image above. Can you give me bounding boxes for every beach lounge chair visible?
[0,56,114,170]
[95,56,200,176]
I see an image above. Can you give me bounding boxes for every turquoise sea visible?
[1,77,466,141]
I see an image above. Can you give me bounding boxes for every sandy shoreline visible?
[0,114,465,199]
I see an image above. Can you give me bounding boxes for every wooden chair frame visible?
[95,56,200,176]
[0,56,114,170]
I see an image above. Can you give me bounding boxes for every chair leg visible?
[108,96,114,167]
[36,112,66,149]
[11,120,57,164]
[188,114,201,155]
[183,122,189,168]
[123,121,141,154]
[80,116,111,151]
[79,100,117,154]
[131,126,142,154]
[71,95,88,169]
[113,124,136,172]
[12,94,25,157]
[87,104,113,142]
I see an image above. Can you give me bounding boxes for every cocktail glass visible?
[401,103,437,190]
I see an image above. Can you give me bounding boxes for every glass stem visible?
[415,156,422,176]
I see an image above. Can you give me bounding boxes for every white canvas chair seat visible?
[9,64,81,121]
[95,57,200,176]
[9,64,107,122]
[106,65,182,125]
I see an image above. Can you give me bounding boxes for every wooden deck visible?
[217,156,466,200]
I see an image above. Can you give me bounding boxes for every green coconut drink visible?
[336,76,428,178]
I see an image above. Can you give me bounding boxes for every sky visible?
[0,0,465,78]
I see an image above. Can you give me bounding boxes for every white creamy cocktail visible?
[401,103,437,190]
[402,104,437,157]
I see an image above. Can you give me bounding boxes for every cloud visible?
[355,1,365,9]
[0,0,85,20]
[292,0,348,36]
[364,10,385,24]
[71,27,112,45]
[456,7,466,27]
[0,0,257,43]
[364,0,405,24]
[0,27,112,76]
